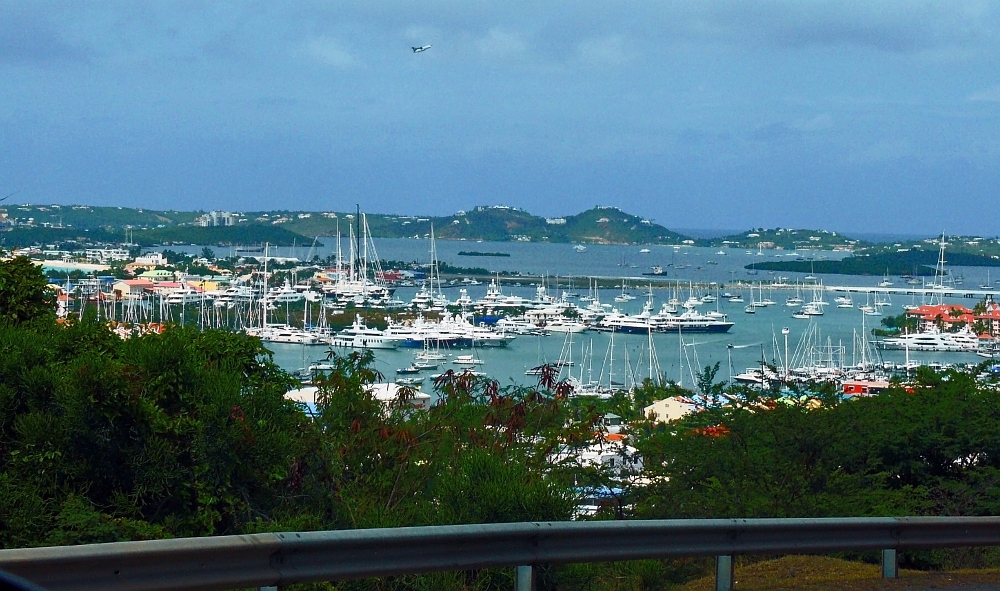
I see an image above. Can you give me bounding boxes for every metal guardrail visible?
[2,517,1000,591]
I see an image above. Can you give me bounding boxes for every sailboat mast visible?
[262,243,269,328]
[362,213,370,293]
[355,204,362,282]
[336,217,342,275]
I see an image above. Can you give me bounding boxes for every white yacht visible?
[213,285,254,307]
[655,309,735,333]
[329,315,402,349]
[248,324,321,345]
[165,286,204,305]
[267,280,304,304]
[543,318,589,333]
[878,326,979,352]
[452,355,485,366]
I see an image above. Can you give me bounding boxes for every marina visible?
[48,235,1000,393]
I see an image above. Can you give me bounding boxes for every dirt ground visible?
[675,555,1000,591]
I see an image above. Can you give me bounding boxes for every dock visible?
[826,285,1000,299]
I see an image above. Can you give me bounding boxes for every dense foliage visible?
[752,250,1000,276]
[0,255,56,325]
[4,256,1000,587]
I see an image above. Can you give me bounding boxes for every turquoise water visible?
[159,239,989,385]
[265,282,986,388]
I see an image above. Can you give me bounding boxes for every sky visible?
[2,1,1000,235]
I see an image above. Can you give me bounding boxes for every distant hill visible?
[700,227,865,250]
[15,203,997,255]
[0,204,200,231]
[282,205,692,245]
[751,250,1000,276]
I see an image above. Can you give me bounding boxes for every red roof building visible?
[906,304,975,330]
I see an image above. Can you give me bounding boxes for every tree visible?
[0,318,306,546]
[0,255,56,325]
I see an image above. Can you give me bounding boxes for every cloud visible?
[303,36,357,69]
[657,1,995,54]
[969,85,1000,102]
[791,113,833,132]
[0,6,92,65]
[476,28,527,58]
[576,35,630,66]
[846,140,913,163]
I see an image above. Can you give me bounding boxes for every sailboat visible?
[804,261,817,281]
[835,294,854,308]
[614,279,636,303]
[744,285,757,314]
[785,283,804,307]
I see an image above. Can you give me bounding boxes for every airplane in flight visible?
[412,45,432,53]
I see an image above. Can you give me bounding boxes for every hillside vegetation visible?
[702,227,864,250]
[5,255,1000,589]
[284,205,692,244]
[751,250,1000,276]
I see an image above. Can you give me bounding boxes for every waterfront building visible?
[112,279,155,299]
[643,397,697,424]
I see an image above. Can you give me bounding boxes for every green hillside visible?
[751,250,1000,276]
[281,205,692,244]
[132,225,318,247]
[0,204,200,230]
[702,227,864,250]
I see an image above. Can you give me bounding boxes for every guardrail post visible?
[715,555,734,591]
[881,549,898,578]
[515,565,535,591]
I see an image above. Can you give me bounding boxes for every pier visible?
[825,285,1000,300]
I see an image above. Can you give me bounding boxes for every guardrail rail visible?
[3,517,1000,591]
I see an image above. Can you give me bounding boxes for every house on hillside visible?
[643,397,698,424]
[906,304,975,331]
[112,279,155,300]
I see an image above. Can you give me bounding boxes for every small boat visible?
[452,355,484,366]
[432,370,486,379]
[396,365,421,375]
[573,245,587,253]
[415,349,446,361]
[639,248,651,254]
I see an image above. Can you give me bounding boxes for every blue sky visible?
[2,1,999,235]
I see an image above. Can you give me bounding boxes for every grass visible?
[674,555,1000,591]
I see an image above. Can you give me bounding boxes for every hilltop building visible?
[193,211,236,227]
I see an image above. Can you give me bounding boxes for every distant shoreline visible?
[457,251,511,257]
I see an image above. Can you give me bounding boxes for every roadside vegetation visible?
[3,255,1000,589]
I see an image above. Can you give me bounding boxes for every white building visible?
[643,397,698,424]
[134,252,167,266]
[85,248,131,264]
[193,211,237,227]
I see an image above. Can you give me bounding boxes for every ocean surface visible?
[243,238,993,387]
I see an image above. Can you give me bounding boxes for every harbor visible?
[38,230,1000,396]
